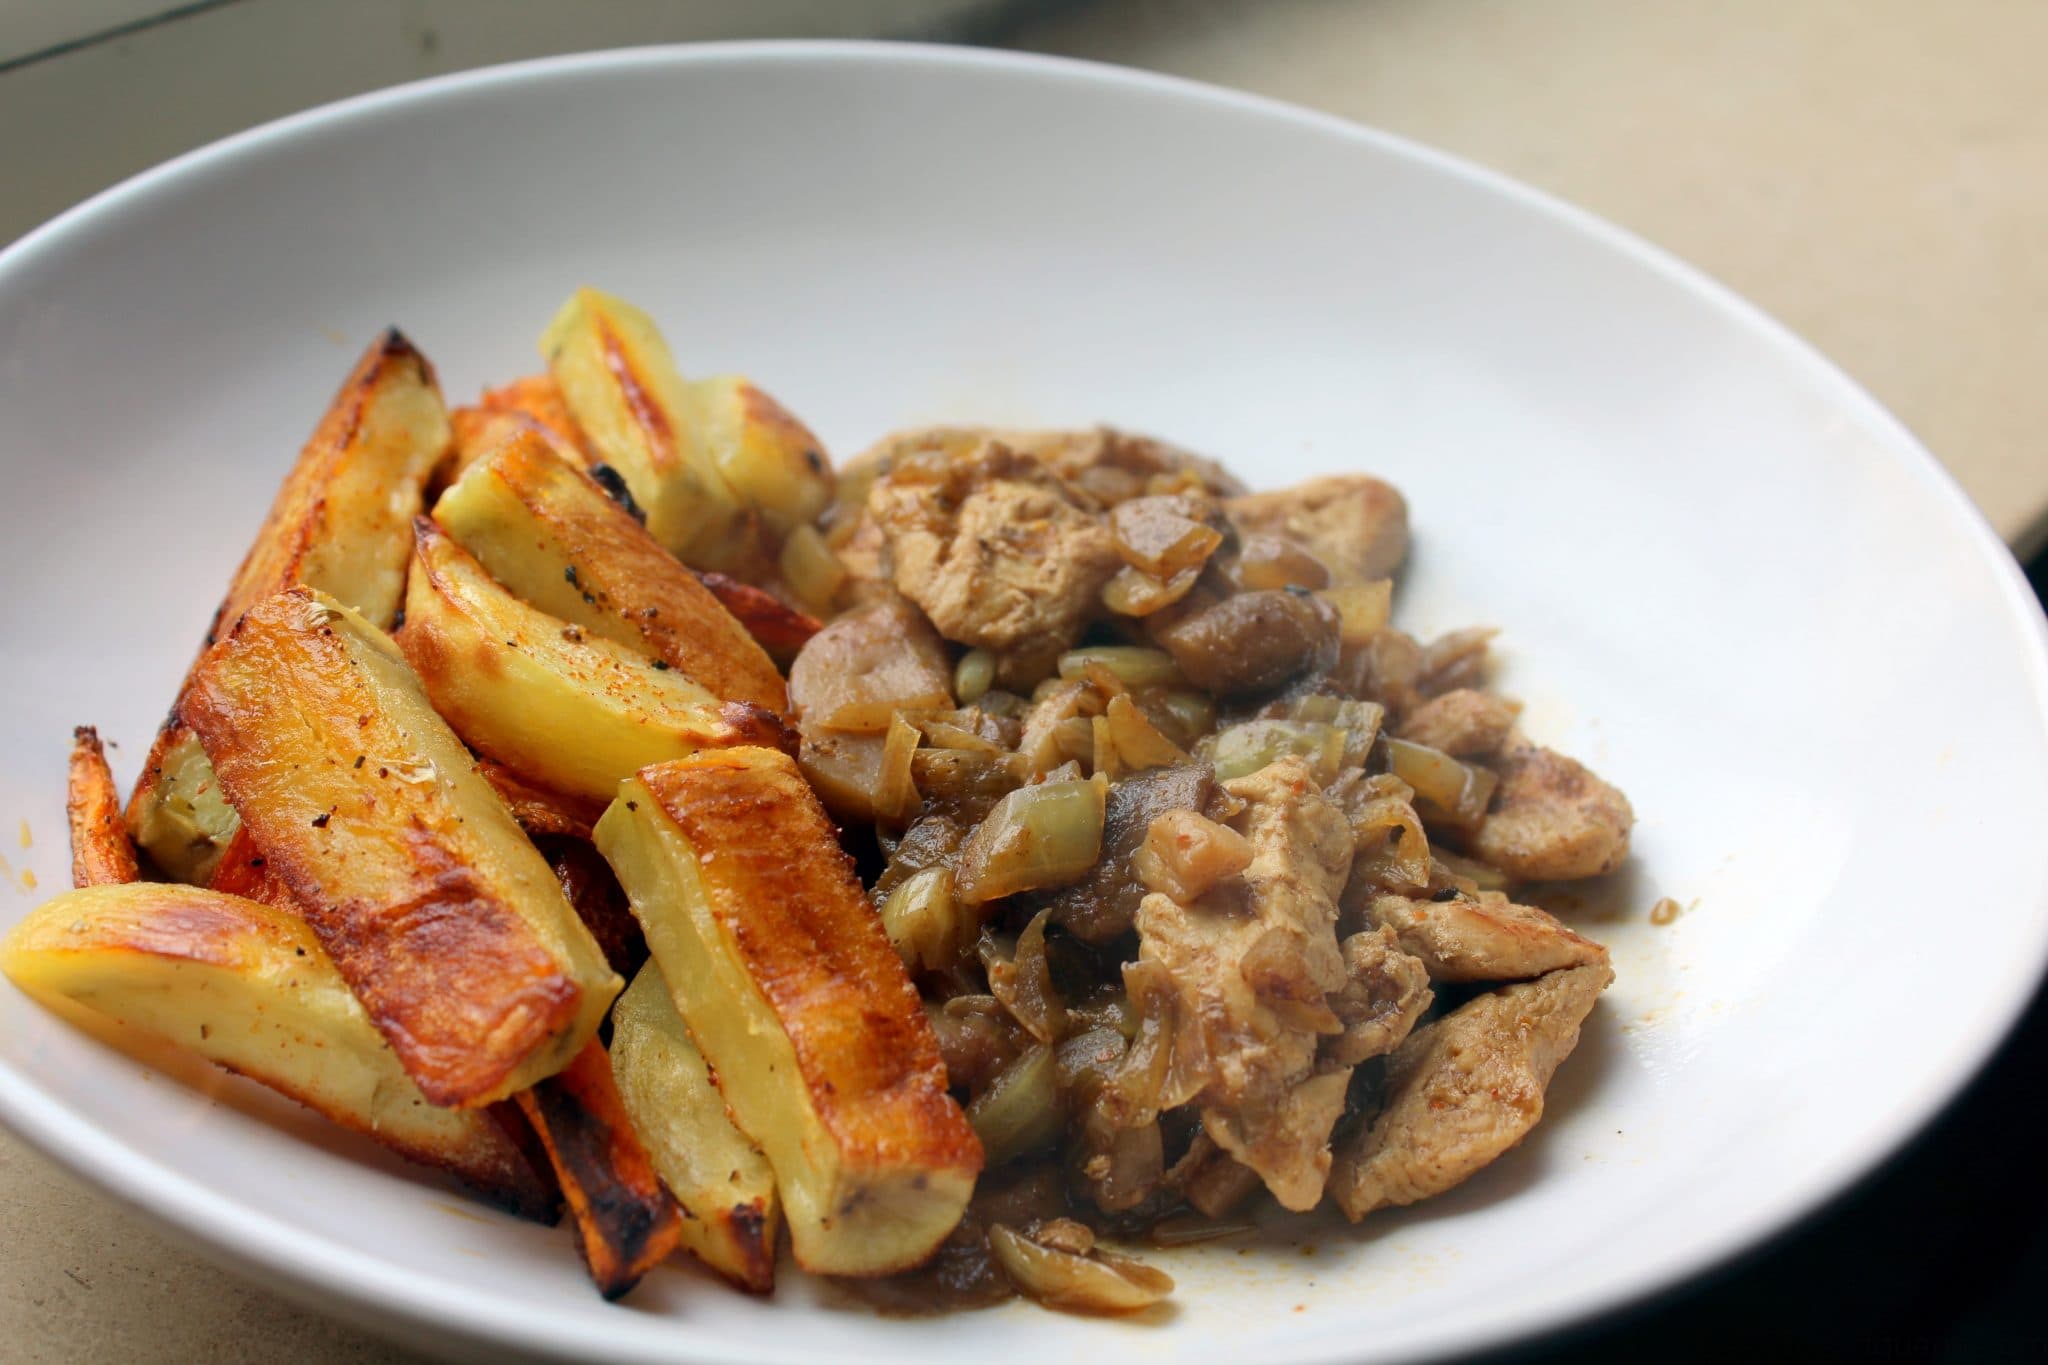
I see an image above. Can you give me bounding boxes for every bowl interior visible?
[2,42,2044,1365]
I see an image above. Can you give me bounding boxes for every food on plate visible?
[595,747,983,1276]
[1,883,558,1219]
[1,288,1636,1313]
[431,431,790,715]
[513,1041,682,1299]
[609,960,781,1292]
[67,728,139,888]
[398,517,789,801]
[178,587,619,1108]
[127,331,451,884]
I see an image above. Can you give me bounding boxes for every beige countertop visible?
[5,1,2046,1360]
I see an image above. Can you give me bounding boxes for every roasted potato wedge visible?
[125,725,240,885]
[179,587,619,1107]
[540,288,750,569]
[514,1041,682,1299]
[688,375,833,541]
[1,884,558,1219]
[128,331,452,882]
[399,519,788,801]
[696,572,821,667]
[595,747,981,1276]
[609,959,780,1293]
[432,431,787,714]
[68,727,138,887]
[445,407,582,491]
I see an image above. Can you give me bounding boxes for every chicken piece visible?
[1134,757,1354,1210]
[1330,961,1612,1220]
[1365,891,1607,984]
[868,442,1119,685]
[1323,926,1433,1066]
[1225,475,1409,586]
[1469,740,1634,881]
[856,425,1244,507]
[1150,589,1338,698]
[1398,689,1518,758]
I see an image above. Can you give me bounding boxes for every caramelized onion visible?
[955,779,1106,904]
[988,1225,1174,1314]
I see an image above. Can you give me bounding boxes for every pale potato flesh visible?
[431,430,787,714]
[179,587,619,1108]
[0,884,556,1217]
[399,518,786,801]
[595,750,981,1276]
[689,374,833,540]
[610,960,781,1292]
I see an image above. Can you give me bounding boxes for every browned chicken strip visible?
[1364,891,1608,983]
[1330,961,1612,1220]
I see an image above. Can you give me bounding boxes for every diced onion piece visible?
[966,1044,1064,1167]
[1320,579,1393,645]
[1101,564,1201,618]
[1056,647,1184,688]
[1385,736,1498,830]
[989,1225,1175,1314]
[1285,694,1385,769]
[1201,720,1348,784]
[1104,695,1190,772]
[980,908,1067,1043]
[879,866,968,973]
[875,714,921,822]
[1109,498,1224,578]
[913,713,1002,753]
[956,779,1106,904]
[1091,715,1120,782]
[1157,689,1218,746]
[778,522,847,616]
[1351,795,1432,894]
[1134,809,1254,903]
[954,648,997,704]
[1233,535,1330,590]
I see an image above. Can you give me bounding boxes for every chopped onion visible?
[1109,496,1224,578]
[778,522,847,615]
[980,909,1068,1043]
[1101,563,1200,618]
[1319,579,1393,645]
[1200,719,1348,784]
[1385,736,1499,830]
[1233,534,1330,591]
[880,866,970,973]
[988,1225,1174,1314]
[1133,809,1254,904]
[875,713,922,822]
[967,1045,1064,1167]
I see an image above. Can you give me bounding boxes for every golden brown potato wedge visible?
[68,727,138,887]
[609,959,780,1293]
[445,408,583,492]
[128,331,452,882]
[594,747,981,1276]
[1,884,559,1219]
[540,288,751,570]
[431,431,787,714]
[124,725,240,886]
[514,1041,683,1299]
[179,587,619,1108]
[399,519,789,801]
[688,374,833,541]
[696,571,821,667]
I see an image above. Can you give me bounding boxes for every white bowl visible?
[2,41,2044,1365]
